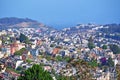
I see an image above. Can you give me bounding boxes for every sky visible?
[0,0,120,29]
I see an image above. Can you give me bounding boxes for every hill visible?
[0,17,50,29]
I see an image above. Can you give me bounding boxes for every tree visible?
[26,59,32,64]
[0,64,2,72]
[88,36,93,42]
[116,64,120,80]
[117,71,120,80]
[107,57,114,67]
[88,36,95,49]
[69,59,93,80]
[109,44,120,54]
[50,44,55,47]
[14,48,26,55]
[55,74,68,80]
[56,55,63,61]
[64,56,71,62]
[19,33,29,43]
[88,42,95,50]
[16,66,23,71]
[102,45,107,49]
[88,59,98,68]
[18,64,53,80]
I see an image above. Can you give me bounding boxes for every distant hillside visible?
[100,24,120,40]
[101,24,120,33]
[0,17,52,29]
[0,17,37,26]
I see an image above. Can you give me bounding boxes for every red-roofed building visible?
[52,48,60,54]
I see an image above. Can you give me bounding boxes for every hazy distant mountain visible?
[0,17,53,30]
[102,24,120,33]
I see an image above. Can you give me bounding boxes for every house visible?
[0,40,2,46]
[52,48,60,55]
[10,42,19,55]
[5,56,23,69]
[17,43,25,50]
[0,64,6,73]
[1,45,11,56]
[105,50,115,59]
[15,60,23,69]
[0,52,4,58]
[0,30,7,36]
[22,51,33,61]
[6,69,20,79]
[115,55,120,65]
[44,66,51,72]
[97,72,110,80]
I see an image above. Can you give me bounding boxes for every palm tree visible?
[116,64,120,80]
[68,59,93,80]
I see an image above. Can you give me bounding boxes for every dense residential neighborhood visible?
[0,18,120,80]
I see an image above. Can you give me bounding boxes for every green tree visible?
[89,59,98,68]
[18,64,53,80]
[88,42,95,49]
[50,44,55,47]
[55,74,68,80]
[19,33,29,43]
[88,36,95,50]
[14,48,26,55]
[109,44,120,54]
[56,55,63,61]
[16,66,23,71]
[107,57,114,67]
[26,59,32,64]
[102,45,107,49]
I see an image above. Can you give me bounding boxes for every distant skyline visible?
[0,0,120,29]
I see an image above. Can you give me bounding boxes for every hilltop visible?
[0,17,51,29]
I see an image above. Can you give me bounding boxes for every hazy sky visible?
[0,0,120,29]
